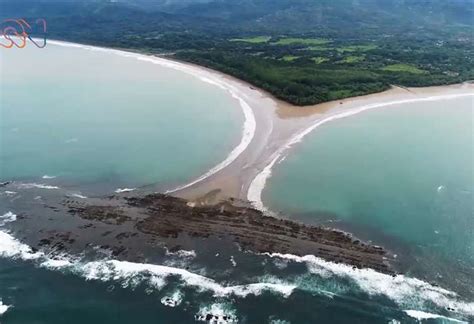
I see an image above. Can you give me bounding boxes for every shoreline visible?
[44,40,474,212]
[2,190,474,319]
[247,90,474,212]
[46,40,258,198]
[2,41,474,320]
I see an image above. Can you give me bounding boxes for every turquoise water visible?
[0,44,242,190]
[1,44,473,323]
[264,97,474,277]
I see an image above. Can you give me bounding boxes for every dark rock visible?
[65,193,396,274]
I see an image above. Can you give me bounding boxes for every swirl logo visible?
[1,18,47,49]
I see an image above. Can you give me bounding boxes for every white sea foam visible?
[42,175,57,179]
[17,183,60,190]
[229,256,237,267]
[195,303,238,323]
[0,227,472,319]
[0,229,296,300]
[269,318,291,324]
[0,212,17,226]
[0,300,11,316]
[114,188,136,193]
[263,253,474,318]
[40,259,74,269]
[0,231,42,260]
[3,191,17,196]
[70,193,88,199]
[247,92,474,212]
[160,290,183,308]
[404,310,467,323]
[46,40,257,195]
[165,248,196,258]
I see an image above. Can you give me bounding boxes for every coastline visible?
[247,88,474,212]
[45,40,258,198]
[2,41,474,321]
[2,191,474,319]
[172,78,473,210]
[44,40,474,212]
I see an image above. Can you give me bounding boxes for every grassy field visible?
[382,64,427,74]
[337,44,378,52]
[230,36,271,43]
[281,55,300,62]
[312,57,329,64]
[308,46,332,51]
[273,38,331,46]
[341,56,365,63]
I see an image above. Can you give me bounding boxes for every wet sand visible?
[36,41,473,209]
[168,70,473,207]
[2,46,474,311]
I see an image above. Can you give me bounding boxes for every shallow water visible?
[264,97,474,292]
[1,44,473,323]
[0,44,243,192]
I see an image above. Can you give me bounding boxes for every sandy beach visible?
[2,41,474,322]
[24,40,474,210]
[165,64,473,209]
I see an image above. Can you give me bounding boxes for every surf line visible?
[0,222,295,300]
[1,220,472,319]
[46,40,257,195]
[247,92,474,212]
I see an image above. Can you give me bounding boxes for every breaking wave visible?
[114,188,136,194]
[404,310,467,323]
[16,183,60,190]
[0,299,11,316]
[0,225,296,301]
[0,212,472,321]
[263,253,474,318]
[0,212,17,226]
[70,193,88,199]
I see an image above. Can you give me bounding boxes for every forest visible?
[1,0,473,105]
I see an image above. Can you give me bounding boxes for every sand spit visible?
[43,40,474,209]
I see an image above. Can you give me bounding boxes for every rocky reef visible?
[64,193,395,274]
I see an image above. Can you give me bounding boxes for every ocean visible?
[263,97,474,309]
[0,44,473,323]
[0,43,244,193]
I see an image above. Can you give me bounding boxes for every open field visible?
[230,36,271,43]
[272,38,331,46]
[382,63,427,74]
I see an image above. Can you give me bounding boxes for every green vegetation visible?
[341,56,365,64]
[6,0,471,106]
[337,45,378,52]
[312,57,329,64]
[308,46,332,51]
[328,90,354,100]
[382,64,427,74]
[229,36,271,44]
[273,38,331,46]
[281,55,300,62]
